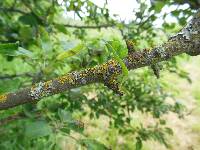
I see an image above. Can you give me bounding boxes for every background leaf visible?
[57,42,84,60]
[0,42,19,55]
[24,120,52,139]
[79,139,109,150]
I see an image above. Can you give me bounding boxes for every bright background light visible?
[58,0,190,27]
[91,0,140,22]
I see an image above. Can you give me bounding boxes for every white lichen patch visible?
[154,46,167,58]
[71,72,79,80]
[181,28,191,40]
[169,17,199,41]
[29,81,53,100]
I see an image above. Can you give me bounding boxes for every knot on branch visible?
[104,76,123,96]
[186,42,200,56]
[102,60,123,96]
[126,40,136,53]
[150,63,163,79]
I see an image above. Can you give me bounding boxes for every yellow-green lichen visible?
[0,94,7,103]
[44,80,53,89]
[57,75,75,85]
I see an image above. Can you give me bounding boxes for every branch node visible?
[126,40,136,53]
[151,63,162,79]
[104,78,123,96]
[186,51,200,56]
[102,61,123,96]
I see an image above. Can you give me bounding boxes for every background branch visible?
[0,111,41,126]
[54,23,115,29]
[0,73,34,80]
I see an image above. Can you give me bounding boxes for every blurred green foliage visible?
[0,0,197,149]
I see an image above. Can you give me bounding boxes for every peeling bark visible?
[0,10,199,110]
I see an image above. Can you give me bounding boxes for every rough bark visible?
[0,10,199,110]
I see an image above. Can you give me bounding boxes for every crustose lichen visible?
[29,80,53,100]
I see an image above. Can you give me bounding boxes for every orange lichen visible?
[0,94,7,103]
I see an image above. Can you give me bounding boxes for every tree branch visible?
[53,23,115,29]
[0,10,199,110]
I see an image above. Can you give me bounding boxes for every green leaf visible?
[54,24,69,34]
[165,127,173,135]
[19,25,34,41]
[58,109,72,122]
[140,2,148,13]
[57,42,84,60]
[171,10,180,17]
[68,119,84,133]
[178,69,192,83]
[0,42,33,57]
[60,127,70,134]
[163,22,176,30]
[25,120,52,139]
[38,27,52,51]
[153,132,169,148]
[107,40,128,58]
[0,42,19,55]
[105,41,128,76]
[136,137,142,150]
[154,1,165,13]
[79,139,109,150]
[0,79,21,94]
[179,17,187,26]
[18,13,38,26]
[16,47,33,57]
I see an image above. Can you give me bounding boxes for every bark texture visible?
[0,10,199,110]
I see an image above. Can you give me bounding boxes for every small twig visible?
[54,23,115,29]
[0,111,41,126]
[0,113,25,126]
[0,73,34,80]
[119,28,127,41]
[137,14,154,29]
[185,108,196,116]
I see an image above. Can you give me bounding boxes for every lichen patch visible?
[57,75,75,85]
[29,81,53,100]
[0,94,7,103]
